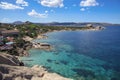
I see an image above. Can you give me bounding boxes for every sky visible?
[0,0,120,24]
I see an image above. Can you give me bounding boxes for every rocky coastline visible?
[0,23,105,80]
[13,26,104,57]
[0,53,71,80]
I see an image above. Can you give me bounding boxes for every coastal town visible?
[0,22,104,54]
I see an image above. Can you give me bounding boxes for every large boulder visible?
[0,53,20,66]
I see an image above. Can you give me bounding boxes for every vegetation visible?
[14,23,92,38]
[0,22,94,56]
[0,22,95,38]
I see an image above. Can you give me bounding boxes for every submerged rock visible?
[60,60,68,65]
[72,68,95,78]
[47,59,53,63]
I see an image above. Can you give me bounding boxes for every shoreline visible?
[0,26,105,80]
[23,27,103,42]
[21,27,104,56]
[19,28,104,69]
[18,28,103,79]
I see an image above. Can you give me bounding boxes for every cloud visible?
[39,0,64,8]
[45,10,48,13]
[28,9,48,18]
[80,0,99,7]
[80,8,85,11]
[0,2,24,9]
[16,0,28,6]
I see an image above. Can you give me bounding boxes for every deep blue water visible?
[21,26,120,80]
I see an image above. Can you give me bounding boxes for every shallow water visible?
[21,26,120,80]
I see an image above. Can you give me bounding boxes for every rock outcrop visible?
[0,53,71,80]
[0,64,71,80]
[0,53,20,66]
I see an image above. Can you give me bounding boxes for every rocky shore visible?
[0,53,71,80]
[16,27,103,56]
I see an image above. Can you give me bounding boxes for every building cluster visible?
[0,30,19,50]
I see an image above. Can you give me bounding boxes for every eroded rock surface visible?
[0,53,20,66]
[0,53,71,80]
[0,64,71,80]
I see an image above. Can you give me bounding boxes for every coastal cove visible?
[1,0,120,79]
[21,26,120,80]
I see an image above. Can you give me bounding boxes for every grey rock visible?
[0,53,20,66]
[0,71,3,80]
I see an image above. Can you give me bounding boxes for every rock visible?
[0,53,20,66]
[42,73,70,80]
[31,65,46,72]
[31,76,41,80]
[14,77,29,80]
[23,36,33,41]
[0,66,9,74]
[0,71,3,80]
[17,48,24,54]
[19,61,24,66]
[4,75,13,80]
[0,64,71,80]
[0,53,71,80]
[14,77,23,80]
[24,74,33,79]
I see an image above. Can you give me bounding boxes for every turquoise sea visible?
[21,26,120,80]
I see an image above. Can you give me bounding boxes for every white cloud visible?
[80,8,85,11]
[45,10,48,13]
[0,2,24,9]
[16,0,28,6]
[40,0,64,8]
[80,0,99,7]
[28,9,48,18]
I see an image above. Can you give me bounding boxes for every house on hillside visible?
[1,30,20,37]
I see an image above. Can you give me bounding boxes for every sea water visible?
[21,26,120,80]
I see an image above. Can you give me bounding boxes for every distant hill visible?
[1,21,120,27]
[35,22,120,27]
